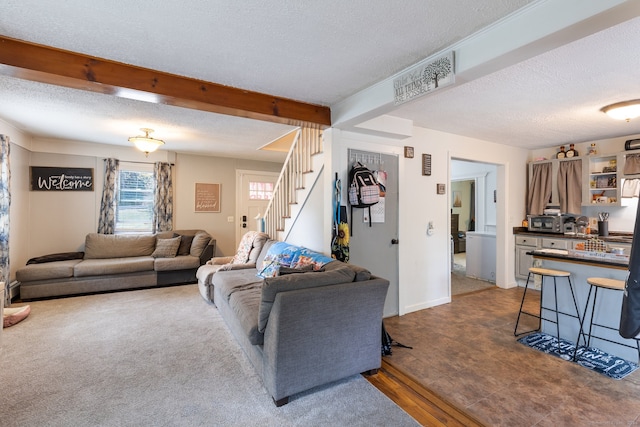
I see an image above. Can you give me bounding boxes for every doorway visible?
[450,159,497,296]
[347,149,399,317]
[235,170,278,246]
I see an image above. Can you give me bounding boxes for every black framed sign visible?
[30,167,94,191]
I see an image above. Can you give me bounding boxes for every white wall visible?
[285,168,325,253]
[329,126,529,316]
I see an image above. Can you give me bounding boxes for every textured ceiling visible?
[1,0,639,159]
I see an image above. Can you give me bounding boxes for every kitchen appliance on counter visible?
[527,214,576,234]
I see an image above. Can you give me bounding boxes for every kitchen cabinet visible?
[466,232,496,282]
[515,235,539,280]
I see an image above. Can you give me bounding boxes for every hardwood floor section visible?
[365,359,485,426]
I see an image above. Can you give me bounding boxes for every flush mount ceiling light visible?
[601,100,640,122]
[128,128,165,156]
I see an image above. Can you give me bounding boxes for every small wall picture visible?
[437,183,446,194]
[404,146,414,158]
[195,183,221,212]
[452,191,462,207]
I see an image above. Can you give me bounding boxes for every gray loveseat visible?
[196,237,389,406]
[16,229,214,300]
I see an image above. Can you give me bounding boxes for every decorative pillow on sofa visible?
[173,233,194,256]
[152,236,181,258]
[290,248,334,271]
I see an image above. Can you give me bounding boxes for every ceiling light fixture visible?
[601,100,640,122]
[128,128,165,156]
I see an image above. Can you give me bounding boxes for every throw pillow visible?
[152,236,181,258]
[290,248,334,271]
[174,233,194,256]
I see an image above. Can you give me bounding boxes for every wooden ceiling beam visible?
[0,36,331,127]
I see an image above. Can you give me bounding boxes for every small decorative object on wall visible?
[403,146,414,158]
[452,191,462,207]
[30,167,94,191]
[393,51,455,105]
[437,183,446,195]
[195,183,220,212]
[422,154,432,176]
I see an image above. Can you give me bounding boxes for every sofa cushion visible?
[175,234,194,256]
[154,255,200,271]
[256,240,276,270]
[190,231,212,257]
[152,236,181,258]
[214,269,263,302]
[84,233,156,259]
[16,259,82,282]
[228,288,264,345]
[74,257,154,277]
[258,266,356,333]
[324,260,372,281]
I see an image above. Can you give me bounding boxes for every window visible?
[115,166,154,234]
[249,181,274,200]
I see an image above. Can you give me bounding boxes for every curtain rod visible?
[102,159,175,166]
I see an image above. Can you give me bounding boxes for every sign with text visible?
[30,167,94,191]
[393,51,455,105]
[195,183,221,212]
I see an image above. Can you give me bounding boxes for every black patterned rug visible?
[518,332,639,380]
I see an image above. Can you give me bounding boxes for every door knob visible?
[391,239,399,245]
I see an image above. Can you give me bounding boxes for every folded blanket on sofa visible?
[27,252,85,265]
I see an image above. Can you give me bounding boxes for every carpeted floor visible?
[0,285,418,427]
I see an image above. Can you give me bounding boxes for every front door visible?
[347,149,399,317]
[236,170,278,245]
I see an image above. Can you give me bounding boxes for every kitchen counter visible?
[528,249,628,270]
[526,249,637,361]
[513,227,633,244]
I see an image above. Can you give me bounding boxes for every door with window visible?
[236,170,278,245]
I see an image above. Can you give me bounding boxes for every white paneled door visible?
[236,170,278,246]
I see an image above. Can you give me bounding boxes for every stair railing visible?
[263,124,323,239]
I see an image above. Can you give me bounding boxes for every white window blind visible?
[115,166,154,234]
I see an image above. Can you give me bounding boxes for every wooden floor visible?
[368,283,640,426]
[365,360,484,426]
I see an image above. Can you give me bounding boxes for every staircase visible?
[263,125,323,240]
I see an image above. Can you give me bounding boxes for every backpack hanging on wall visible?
[348,161,379,231]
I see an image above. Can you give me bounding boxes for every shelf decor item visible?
[566,143,579,157]
[557,146,566,158]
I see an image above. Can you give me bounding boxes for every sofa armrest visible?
[261,278,389,402]
[210,256,234,265]
[198,240,216,265]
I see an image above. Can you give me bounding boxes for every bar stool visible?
[572,277,640,362]
[514,267,582,353]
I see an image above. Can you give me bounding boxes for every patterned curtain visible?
[153,162,173,232]
[97,158,119,234]
[0,135,11,304]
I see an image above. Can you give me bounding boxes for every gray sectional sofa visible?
[16,229,214,300]
[196,236,390,406]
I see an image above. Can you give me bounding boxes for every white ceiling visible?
[1,0,640,161]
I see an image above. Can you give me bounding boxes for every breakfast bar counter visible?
[527,249,637,361]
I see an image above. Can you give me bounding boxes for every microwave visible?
[527,215,564,233]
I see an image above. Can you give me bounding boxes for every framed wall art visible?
[195,183,221,212]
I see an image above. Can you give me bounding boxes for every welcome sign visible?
[30,167,94,191]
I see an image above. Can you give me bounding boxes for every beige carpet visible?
[0,285,418,426]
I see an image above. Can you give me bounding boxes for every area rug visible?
[518,332,639,380]
[0,285,418,426]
